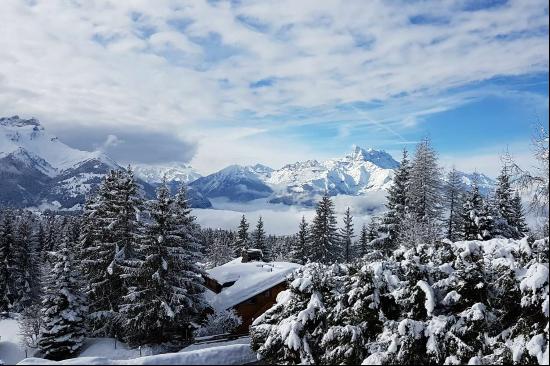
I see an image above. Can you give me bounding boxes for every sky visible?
[0,0,548,177]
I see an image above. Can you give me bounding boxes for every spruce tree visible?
[494,163,516,237]
[408,138,443,242]
[511,192,528,237]
[81,168,144,337]
[0,209,15,312]
[121,182,205,346]
[461,180,492,241]
[253,216,268,260]
[383,148,411,245]
[234,215,250,255]
[290,216,310,264]
[207,235,234,268]
[340,207,354,263]
[366,217,380,243]
[358,224,369,257]
[445,167,464,241]
[38,226,87,360]
[13,212,41,310]
[310,194,339,264]
[0,209,16,310]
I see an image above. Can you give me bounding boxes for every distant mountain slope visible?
[1,115,496,211]
[267,146,399,206]
[190,164,274,202]
[0,116,211,209]
[188,145,497,207]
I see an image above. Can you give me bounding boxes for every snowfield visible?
[0,317,26,365]
[13,338,256,365]
[17,344,255,365]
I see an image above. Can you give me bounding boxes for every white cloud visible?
[0,0,547,171]
[440,140,536,177]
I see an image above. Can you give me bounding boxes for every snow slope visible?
[0,317,26,365]
[17,338,256,365]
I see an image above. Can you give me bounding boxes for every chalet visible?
[203,251,301,334]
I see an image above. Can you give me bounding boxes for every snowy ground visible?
[0,316,27,365]
[13,335,256,365]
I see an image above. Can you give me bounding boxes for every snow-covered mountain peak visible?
[0,115,116,171]
[0,115,41,128]
[133,163,202,184]
[347,145,399,169]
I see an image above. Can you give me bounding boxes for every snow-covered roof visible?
[205,258,301,311]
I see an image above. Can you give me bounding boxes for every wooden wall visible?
[232,281,288,334]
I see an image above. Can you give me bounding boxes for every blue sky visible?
[0,0,548,175]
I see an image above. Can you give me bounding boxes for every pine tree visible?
[81,168,144,337]
[253,216,268,260]
[13,212,41,310]
[234,215,250,255]
[511,192,528,237]
[366,217,380,243]
[38,226,87,360]
[494,163,516,237]
[383,148,411,245]
[340,207,354,263]
[310,194,339,264]
[358,224,369,258]
[121,182,205,346]
[207,235,234,268]
[290,216,310,264]
[461,180,492,241]
[0,209,16,310]
[0,209,16,312]
[445,167,465,241]
[407,138,443,242]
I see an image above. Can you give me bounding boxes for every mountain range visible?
[0,115,496,211]
[0,116,211,210]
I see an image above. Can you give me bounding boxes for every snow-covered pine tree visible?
[310,194,340,264]
[461,179,492,241]
[511,192,529,237]
[0,209,15,312]
[493,162,517,238]
[358,224,369,258]
[340,207,354,263]
[290,216,310,264]
[206,234,234,268]
[253,216,269,260]
[13,212,41,310]
[121,182,205,346]
[407,138,443,243]
[445,167,465,241]
[40,213,60,257]
[382,148,411,246]
[250,263,341,364]
[0,209,17,311]
[81,167,144,337]
[234,215,250,256]
[38,225,87,361]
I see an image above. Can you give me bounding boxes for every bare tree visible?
[19,304,42,351]
[507,123,549,215]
